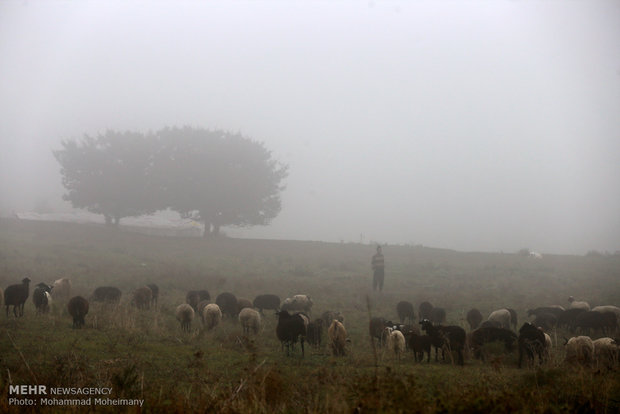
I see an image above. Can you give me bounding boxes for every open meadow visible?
[1,218,619,413]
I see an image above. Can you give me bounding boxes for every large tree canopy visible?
[54,130,158,225]
[153,127,288,236]
[54,127,288,235]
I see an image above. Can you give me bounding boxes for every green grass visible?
[0,218,619,413]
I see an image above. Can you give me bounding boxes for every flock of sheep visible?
[2,277,619,370]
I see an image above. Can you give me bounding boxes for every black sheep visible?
[67,296,89,328]
[527,306,564,319]
[430,307,446,325]
[216,292,238,317]
[532,313,558,331]
[466,308,483,330]
[418,301,433,321]
[4,277,31,317]
[574,311,617,336]
[91,286,122,303]
[253,294,281,314]
[276,310,307,356]
[420,319,466,365]
[517,322,545,368]
[369,317,390,346]
[186,289,210,311]
[32,282,52,314]
[146,283,159,308]
[557,308,586,331]
[396,301,415,324]
[470,326,518,360]
[408,332,432,362]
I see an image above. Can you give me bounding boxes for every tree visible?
[153,126,288,236]
[54,130,158,225]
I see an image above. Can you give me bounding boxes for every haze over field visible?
[1,0,619,254]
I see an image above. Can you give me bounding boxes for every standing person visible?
[371,245,385,291]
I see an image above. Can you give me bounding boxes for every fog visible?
[1,0,619,255]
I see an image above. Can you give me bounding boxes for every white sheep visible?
[176,304,195,332]
[564,336,594,366]
[568,296,590,311]
[51,278,71,300]
[488,309,512,330]
[592,337,620,370]
[281,294,313,314]
[328,320,347,356]
[384,327,406,360]
[202,303,222,330]
[239,308,261,335]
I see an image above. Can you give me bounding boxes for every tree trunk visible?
[202,222,221,237]
[104,214,113,226]
[212,223,220,236]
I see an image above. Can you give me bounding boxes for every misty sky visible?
[1,0,619,254]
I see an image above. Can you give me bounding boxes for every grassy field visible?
[1,218,619,413]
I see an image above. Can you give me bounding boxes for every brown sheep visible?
[132,286,153,310]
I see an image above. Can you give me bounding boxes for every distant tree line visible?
[53,127,288,236]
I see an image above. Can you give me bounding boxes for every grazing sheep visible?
[470,327,518,360]
[186,290,211,311]
[480,320,503,329]
[543,332,552,361]
[91,286,122,304]
[252,294,280,314]
[321,310,344,327]
[197,299,211,320]
[430,307,446,325]
[564,336,594,366]
[369,317,390,346]
[239,308,261,335]
[532,313,558,331]
[418,301,433,321]
[306,319,323,348]
[384,327,406,360]
[146,283,159,308]
[408,332,432,362]
[557,308,587,331]
[507,308,518,330]
[518,322,546,368]
[592,338,620,369]
[466,308,483,331]
[420,319,466,365]
[488,309,512,330]
[281,294,313,314]
[328,320,348,356]
[33,282,52,314]
[132,286,153,310]
[51,278,71,300]
[216,292,239,317]
[568,296,590,311]
[574,311,617,336]
[592,305,620,329]
[527,306,565,319]
[176,304,195,332]
[4,278,31,317]
[237,297,253,314]
[67,296,89,328]
[396,301,415,324]
[202,303,222,330]
[276,310,307,356]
